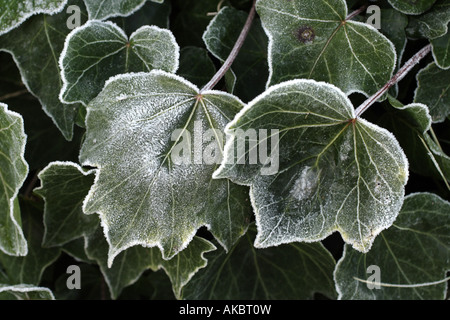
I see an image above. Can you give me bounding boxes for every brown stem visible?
[346,4,368,21]
[0,89,29,101]
[201,0,257,93]
[355,44,432,118]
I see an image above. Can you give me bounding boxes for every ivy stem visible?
[346,4,368,21]
[201,0,257,93]
[355,44,432,118]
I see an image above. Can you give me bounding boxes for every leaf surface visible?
[83,0,163,20]
[387,0,436,15]
[406,0,450,39]
[0,284,54,300]
[431,30,450,69]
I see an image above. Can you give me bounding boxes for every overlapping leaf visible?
[182,226,337,299]
[83,0,163,20]
[414,62,450,123]
[0,284,54,300]
[387,0,436,15]
[335,193,450,300]
[0,0,88,140]
[431,30,450,69]
[59,20,179,106]
[256,0,396,96]
[406,0,450,39]
[214,79,409,253]
[0,0,67,36]
[80,70,251,266]
[0,103,28,256]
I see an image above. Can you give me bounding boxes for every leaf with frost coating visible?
[85,226,216,299]
[182,225,337,299]
[0,284,54,300]
[83,0,163,20]
[214,79,409,253]
[0,199,60,285]
[59,20,179,106]
[406,0,450,39]
[34,162,97,247]
[431,30,450,69]
[414,62,450,123]
[0,103,28,256]
[387,0,436,15]
[256,0,396,96]
[0,0,88,140]
[335,193,450,300]
[0,0,67,36]
[80,70,251,266]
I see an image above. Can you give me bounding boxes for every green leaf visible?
[177,47,216,88]
[0,0,88,140]
[0,103,28,256]
[335,193,450,300]
[256,0,396,96]
[214,79,409,253]
[0,199,60,285]
[387,0,437,15]
[379,9,408,69]
[203,6,269,102]
[79,71,251,266]
[406,0,450,39]
[83,0,164,20]
[182,226,337,299]
[85,225,216,299]
[34,161,97,247]
[0,0,67,36]
[0,284,54,300]
[431,29,450,69]
[59,20,179,106]
[414,62,450,123]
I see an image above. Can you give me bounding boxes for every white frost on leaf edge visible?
[0,0,68,36]
[85,0,165,21]
[0,284,55,299]
[0,103,28,257]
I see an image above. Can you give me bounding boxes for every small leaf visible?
[0,0,88,140]
[214,79,409,253]
[256,0,396,96]
[387,0,437,15]
[414,62,450,123]
[0,103,28,256]
[34,161,98,247]
[0,284,54,300]
[177,47,216,88]
[59,20,179,106]
[431,29,450,69]
[335,193,450,300]
[0,199,60,285]
[203,6,269,101]
[0,0,67,36]
[80,71,251,266]
[182,226,337,299]
[406,0,450,39]
[83,0,164,21]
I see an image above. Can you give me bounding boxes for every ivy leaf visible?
[0,199,60,285]
[414,62,450,123]
[80,71,251,266]
[431,30,450,69]
[335,193,450,300]
[83,0,164,21]
[177,47,216,88]
[0,0,67,36]
[0,0,88,140]
[59,20,179,106]
[406,0,450,39]
[256,0,396,96]
[0,103,28,256]
[34,161,97,247]
[0,284,54,300]
[214,79,409,253]
[387,0,436,15]
[203,6,269,102]
[181,226,337,299]
[85,225,216,299]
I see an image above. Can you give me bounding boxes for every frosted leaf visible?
[431,30,450,69]
[60,20,179,106]
[406,0,450,39]
[83,0,164,20]
[387,0,437,15]
[0,103,28,256]
[335,193,450,300]
[80,71,251,266]
[214,79,409,253]
[256,0,396,96]
[0,284,54,300]
[0,0,67,36]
